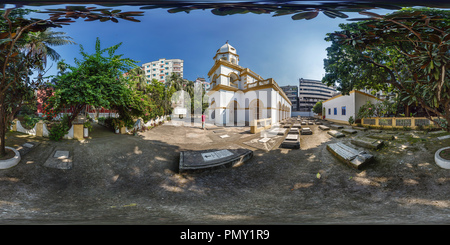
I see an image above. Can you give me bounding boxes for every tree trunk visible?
[67,104,84,129]
[0,107,6,157]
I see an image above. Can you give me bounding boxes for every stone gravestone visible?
[342,129,357,134]
[288,128,299,134]
[330,124,344,129]
[319,125,330,131]
[44,149,73,170]
[301,127,312,135]
[328,130,345,138]
[280,134,300,149]
[367,134,395,140]
[327,142,374,169]
[351,137,384,150]
[179,148,253,172]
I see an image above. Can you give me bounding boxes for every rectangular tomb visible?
[328,130,345,138]
[301,127,312,135]
[351,137,384,150]
[367,134,395,140]
[327,142,373,169]
[281,134,300,149]
[330,124,344,129]
[342,129,357,134]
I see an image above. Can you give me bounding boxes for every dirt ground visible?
[0,120,449,226]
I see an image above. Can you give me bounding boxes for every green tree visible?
[52,38,139,128]
[323,8,450,131]
[0,6,144,155]
[127,66,148,92]
[22,29,75,67]
[312,100,323,114]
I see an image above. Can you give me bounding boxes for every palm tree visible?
[167,72,185,91]
[22,29,75,68]
[128,66,148,91]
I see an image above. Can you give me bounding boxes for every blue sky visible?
[23,4,393,87]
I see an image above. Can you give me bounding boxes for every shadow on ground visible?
[0,121,449,224]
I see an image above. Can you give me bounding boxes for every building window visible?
[342,106,346,115]
[334,108,337,115]
[328,108,331,115]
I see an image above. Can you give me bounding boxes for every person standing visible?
[202,114,206,130]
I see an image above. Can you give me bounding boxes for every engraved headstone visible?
[179,148,253,172]
[327,142,373,169]
[54,150,69,158]
[201,149,233,161]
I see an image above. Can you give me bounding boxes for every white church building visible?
[206,42,292,126]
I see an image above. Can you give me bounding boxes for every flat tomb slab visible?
[285,134,299,141]
[301,121,307,125]
[308,121,314,125]
[342,129,357,134]
[328,130,345,138]
[315,122,323,125]
[292,124,302,129]
[288,128,299,134]
[330,124,344,129]
[281,135,300,149]
[319,125,330,130]
[268,128,288,136]
[300,128,312,135]
[44,149,73,170]
[327,142,374,170]
[179,148,253,172]
[353,127,368,131]
[437,135,450,140]
[351,137,384,150]
[367,134,395,140]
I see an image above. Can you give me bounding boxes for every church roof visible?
[217,41,237,54]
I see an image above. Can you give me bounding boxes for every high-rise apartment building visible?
[298,78,337,112]
[281,85,299,111]
[142,58,184,82]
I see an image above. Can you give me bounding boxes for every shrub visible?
[49,114,70,141]
[348,116,355,125]
[83,121,92,132]
[22,114,42,130]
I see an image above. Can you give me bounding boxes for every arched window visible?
[229,73,239,88]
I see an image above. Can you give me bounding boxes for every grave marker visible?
[327,142,374,169]
[328,130,345,138]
